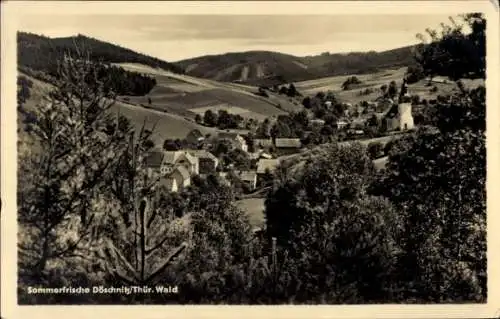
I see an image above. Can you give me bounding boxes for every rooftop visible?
[163,151,198,165]
[145,150,164,168]
[188,150,217,161]
[172,165,190,180]
[275,138,302,148]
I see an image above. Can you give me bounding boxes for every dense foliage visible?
[415,13,485,80]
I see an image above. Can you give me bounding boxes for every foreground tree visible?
[264,143,403,303]
[415,13,485,80]
[101,123,189,288]
[18,51,127,283]
[374,14,487,301]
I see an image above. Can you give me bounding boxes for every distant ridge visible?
[175,46,417,85]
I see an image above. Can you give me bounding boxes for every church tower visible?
[397,79,414,131]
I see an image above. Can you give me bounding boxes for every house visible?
[188,150,218,175]
[254,138,274,149]
[274,138,302,156]
[163,151,199,175]
[257,159,280,175]
[218,132,248,152]
[158,165,191,193]
[383,100,414,131]
[169,166,191,191]
[185,129,205,146]
[236,170,258,191]
[310,119,325,128]
[336,120,350,130]
[324,101,333,109]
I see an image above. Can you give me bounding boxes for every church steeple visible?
[398,78,409,103]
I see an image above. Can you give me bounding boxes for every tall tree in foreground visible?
[100,122,189,288]
[17,51,127,283]
[415,13,485,80]
[376,13,486,302]
[264,143,402,303]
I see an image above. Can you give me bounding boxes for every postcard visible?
[1,1,499,318]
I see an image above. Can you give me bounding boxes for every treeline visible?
[18,32,168,96]
[303,45,418,77]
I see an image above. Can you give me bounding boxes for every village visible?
[144,79,416,198]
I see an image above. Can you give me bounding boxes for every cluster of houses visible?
[145,82,415,194]
[322,92,415,134]
[145,131,287,194]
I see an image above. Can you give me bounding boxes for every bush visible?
[367,141,384,159]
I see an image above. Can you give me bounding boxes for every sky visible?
[18,14,458,62]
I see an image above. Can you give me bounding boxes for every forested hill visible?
[18,32,184,74]
[175,45,417,85]
[17,32,184,96]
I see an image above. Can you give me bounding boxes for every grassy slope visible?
[295,67,484,103]
[115,63,303,120]
[18,72,221,147]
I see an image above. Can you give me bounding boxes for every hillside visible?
[18,32,183,75]
[175,45,417,86]
[115,63,303,122]
[17,72,221,147]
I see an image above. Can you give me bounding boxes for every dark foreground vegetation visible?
[17,13,486,304]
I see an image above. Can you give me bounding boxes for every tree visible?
[270,121,292,139]
[320,124,334,137]
[302,96,311,109]
[406,65,426,84]
[387,81,398,99]
[342,76,362,90]
[210,139,233,157]
[256,118,271,139]
[264,143,402,302]
[380,84,388,96]
[103,126,188,286]
[243,132,255,153]
[367,114,379,128]
[315,91,325,101]
[367,141,383,159]
[415,13,485,80]
[194,114,202,124]
[287,83,298,97]
[225,149,251,170]
[18,51,127,280]
[373,29,487,300]
[203,110,217,127]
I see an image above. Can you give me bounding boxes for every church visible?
[382,80,415,132]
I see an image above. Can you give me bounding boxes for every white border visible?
[2,1,499,319]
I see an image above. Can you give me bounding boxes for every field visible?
[18,72,220,147]
[116,63,303,121]
[295,67,485,105]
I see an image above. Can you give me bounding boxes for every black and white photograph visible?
[1,0,499,317]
